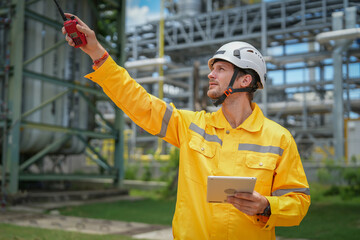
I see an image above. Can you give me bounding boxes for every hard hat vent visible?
[233,49,240,58]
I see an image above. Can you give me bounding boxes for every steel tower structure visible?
[125,0,360,162]
[0,0,126,195]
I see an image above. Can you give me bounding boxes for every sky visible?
[126,0,161,29]
[125,0,277,30]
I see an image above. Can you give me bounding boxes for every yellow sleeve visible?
[84,56,182,147]
[256,136,311,230]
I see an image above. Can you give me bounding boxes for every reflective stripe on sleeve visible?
[272,188,310,196]
[238,143,284,156]
[156,103,173,138]
[189,123,223,145]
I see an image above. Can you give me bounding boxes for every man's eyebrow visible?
[214,62,231,68]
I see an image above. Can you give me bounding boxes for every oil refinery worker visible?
[63,14,310,240]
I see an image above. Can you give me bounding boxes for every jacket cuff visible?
[261,196,278,230]
[84,56,119,85]
[251,196,278,230]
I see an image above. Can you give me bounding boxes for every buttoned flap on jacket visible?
[85,57,311,240]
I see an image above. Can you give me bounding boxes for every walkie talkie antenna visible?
[53,0,67,21]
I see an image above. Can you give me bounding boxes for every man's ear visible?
[239,74,252,87]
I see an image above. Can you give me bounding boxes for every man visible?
[63,14,310,240]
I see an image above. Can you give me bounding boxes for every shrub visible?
[316,162,360,200]
[141,163,152,181]
[160,147,179,199]
[323,185,340,196]
[124,164,139,180]
[340,168,360,200]
[317,167,332,184]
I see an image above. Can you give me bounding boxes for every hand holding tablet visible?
[207,176,257,203]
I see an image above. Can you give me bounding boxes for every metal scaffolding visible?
[0,0,126,195]
[125,0,360,162]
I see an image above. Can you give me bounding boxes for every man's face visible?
[207,60,235,100]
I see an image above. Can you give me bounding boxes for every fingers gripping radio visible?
[53,0,87,48]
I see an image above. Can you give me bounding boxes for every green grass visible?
[276,198,360,240]
[275,183,360,240]
[0,223,138,240]
[59,197,176,226]
[59,187,360,240]
[3,185,360,240]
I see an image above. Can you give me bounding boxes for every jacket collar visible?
[208,103,264,132]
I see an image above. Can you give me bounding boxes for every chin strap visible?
[212,68,256,107]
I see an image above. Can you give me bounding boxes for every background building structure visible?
[124,0,360,164]
[0,0,359,195]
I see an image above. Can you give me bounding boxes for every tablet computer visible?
[207,176,257,203]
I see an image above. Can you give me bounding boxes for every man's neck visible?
[221,96,253,129]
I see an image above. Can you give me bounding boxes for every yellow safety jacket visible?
[85,56,310,240]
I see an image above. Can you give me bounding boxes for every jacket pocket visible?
[188,135,216,158]
[185,134,217,185]
[245,155,277,171]
[244,154,278,195]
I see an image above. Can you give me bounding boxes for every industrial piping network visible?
[316,7,360,160]
[124,0,360,163]
[316,28,360,44]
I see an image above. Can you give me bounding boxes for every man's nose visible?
[208,70,215,79]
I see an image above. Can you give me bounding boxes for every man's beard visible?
[207,88,222,100]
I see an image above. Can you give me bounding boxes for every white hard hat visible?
[208,41,267,89]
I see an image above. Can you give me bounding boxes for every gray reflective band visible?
[238,143,284,156]
[156,104,173,138]
[272,188,310,196]
[189,123,222,145]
